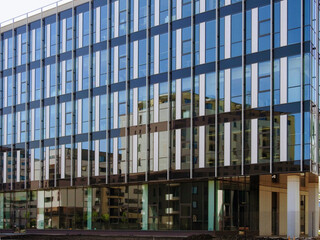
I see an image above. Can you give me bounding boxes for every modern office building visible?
[0,0,318,238]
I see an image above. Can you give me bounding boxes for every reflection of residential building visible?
[0,0,319,239]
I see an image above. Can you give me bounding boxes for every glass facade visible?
[0,0,318,235]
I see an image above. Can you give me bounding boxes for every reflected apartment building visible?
[0,0,319,238]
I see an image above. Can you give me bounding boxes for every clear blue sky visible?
[0,0,69,24]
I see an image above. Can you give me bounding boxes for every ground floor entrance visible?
[0,173,318,238]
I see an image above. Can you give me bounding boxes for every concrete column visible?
[259,190,271,235]
[142,184,148,230]
[287,175,300,238]
[308,183,319,237]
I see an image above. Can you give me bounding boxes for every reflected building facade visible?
[0,0,319,237]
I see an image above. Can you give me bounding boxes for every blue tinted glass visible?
[274,2,280,33]
[219,71,224,98]
[258,92,270,107]
[206,49,215,62]
[182,77,191,91]
[119,57,126,69]
[160,33,168,60]
[288,56,300,87]
[183,41,191,54]
[139,0,147,16]
[231,13,242,43]
[288,29,301,44]
[231,96,242,106]
[246,40,251,54]
[274,60,280,90]
[139,86,146,101]
[219,18,225,45]
[288,87,301,102]
[304,54,310,84]
[245,66,251,94]
[304,144,310,159]
[274,33,280,48]
[119,104,126,115]
[119,12,126,24]
[304,85,310,100]
[246,10,251,39]
[274,90,280,105]
[206,20,215,49]
[82,99,89,122]
[258,5,270,21]
[288,0,301,29]
[259,61,270,77]
[232,42,242,57]
[160,10,169,24]
[119,45,126,57]
[182,27,191,40]
[160,0,168,11]
[160,82,168,94]
[259,35,270,51]
[83,11,89,35]
[304,112,310,143]
[290,145,300,161]
[231,68,242,97]
[139,39,146,65]
[206,0,216,10]
[119,69,126,82]
[259,21,270,36]
[182,54,191,68]
[259,77,270,91]
[119,91,126,103]
[182,2,191,18]
[304,0,310,25]
[304,26,310,41]
[119,0,126,11]
[160,59,168,73]
[206,72,216,99]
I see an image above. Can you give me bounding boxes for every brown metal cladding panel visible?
[128,125,147,136]
[218,111,242,123]
[217,165,242,178]
[148,170,167,181]
[128,173,145,183]
[272,160,305,173]
[171,118,190,130]
[193,115,215,126]
[149,122,168,133]
[13,182,24,191]
[74,177,88,186]
[119,128,126,137]
[193,168,215,178]
[109,175,125,184]
[90,176,105,185]
[57,179,71,188]
[244,163,270,176]
[30,181,39,190]
[169,169,190,180]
